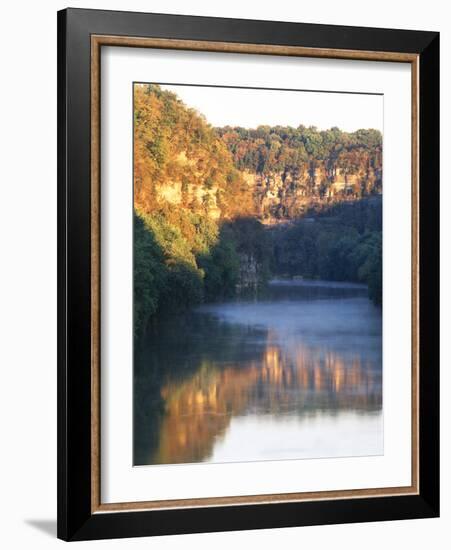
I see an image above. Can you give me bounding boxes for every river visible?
[134,280,383,466]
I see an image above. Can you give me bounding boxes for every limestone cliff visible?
[135,85,382,227]
[242,163,382,223]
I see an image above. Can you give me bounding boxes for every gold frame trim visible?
[90,35,420,514]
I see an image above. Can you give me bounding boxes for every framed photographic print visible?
[57,8,439,541]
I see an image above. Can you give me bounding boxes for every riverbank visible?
[268,278,368,289]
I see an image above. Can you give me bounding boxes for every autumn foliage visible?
[133,84,383,338]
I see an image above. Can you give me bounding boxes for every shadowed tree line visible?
[135,196,382,343]
[134,210,271,339]
[271,198,382,305]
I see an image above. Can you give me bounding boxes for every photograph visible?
[133,83,384,467]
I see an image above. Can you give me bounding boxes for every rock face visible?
[217,125,383,224]
[150,160,382,227]
[237,253,259,291]
[243,164,382,224]
[156,179,222,220]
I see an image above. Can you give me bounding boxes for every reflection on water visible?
[134,281,382,465]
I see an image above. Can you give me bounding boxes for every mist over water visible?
[134,280,383,466]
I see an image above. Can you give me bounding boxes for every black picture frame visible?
[57,7,439,541]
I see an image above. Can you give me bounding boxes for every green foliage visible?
[354,232,382,305]
[159,262,204,311]
[198,237,240,300]
[133,213,167,338]
[273,199,382,304]
[223,218,273,284]
[134,209,206,341]
[134,206,271,341]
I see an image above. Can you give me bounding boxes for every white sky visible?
[159,84,383,132]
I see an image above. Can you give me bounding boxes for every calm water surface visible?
[134,280,383,466]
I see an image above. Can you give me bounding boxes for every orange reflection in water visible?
[151,338,381,465]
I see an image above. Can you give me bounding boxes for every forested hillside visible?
[134,84,268,337]
[271,198,382,304]
[134,84,255,219]
[217,125,382,221]
[134,84,383,338]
